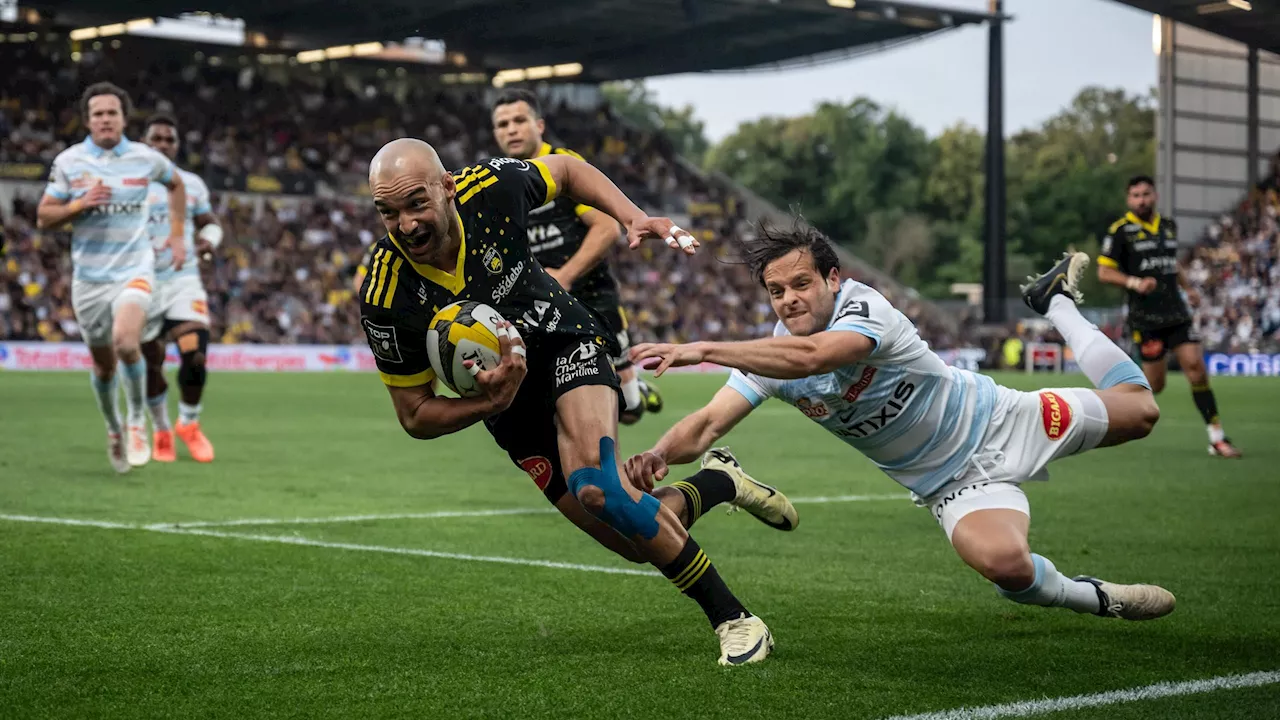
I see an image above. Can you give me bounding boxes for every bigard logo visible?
[519,456,553,491]
[1039,391,1072,440]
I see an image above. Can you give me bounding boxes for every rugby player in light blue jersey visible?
[628,221,1176,622]
[37,83,188,474]
[140,113,222,465]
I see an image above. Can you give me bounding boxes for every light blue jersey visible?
[147,167,212,282]
[727,279,998,498]
[44,136,175,283]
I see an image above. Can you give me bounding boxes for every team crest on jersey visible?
[1039,391,1072,441]
[843,366,878,402]
[482,245,504,275]
[519,456,553,490]
[796,397,829,419]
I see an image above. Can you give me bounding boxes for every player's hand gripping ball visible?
[427,301,508,397]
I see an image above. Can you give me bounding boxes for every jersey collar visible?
[533,141,552,158]
[84,135,131,158]
[387,208,468,295]
[1125,210,1160,235]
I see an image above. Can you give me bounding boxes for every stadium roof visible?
[25,0,994,81]
[1111,0,1280,54]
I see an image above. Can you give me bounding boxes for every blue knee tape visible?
[1100,359,1151,390]
[566,437,661,540]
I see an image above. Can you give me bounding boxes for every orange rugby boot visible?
[175,421,215,463]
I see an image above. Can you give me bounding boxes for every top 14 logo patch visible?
[1039,391,1073,441]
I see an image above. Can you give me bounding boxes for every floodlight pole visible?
[1247,46,1259,189]
[982,0,1006,324]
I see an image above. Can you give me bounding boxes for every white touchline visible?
[879,670,1280,720]
[146,507,559,529]
[0,513,658,578]
[151,526,661,577]
[142,493,910,529]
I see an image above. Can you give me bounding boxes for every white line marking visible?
[0,513,657,577]
[144,493,910,529]
[0,513,138,529]
[880,670,1280,720]
[792,493,908,504]
[146,507,558,529]
[152,526,660,577]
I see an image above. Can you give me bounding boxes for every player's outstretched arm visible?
[383,321,527,440]
[536,154,698,255]
[626,387,755,491]
[632,330,873,380]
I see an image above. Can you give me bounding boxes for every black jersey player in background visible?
[1097,175,1241,458]
[359,138,793,665]
[490,89,662,425]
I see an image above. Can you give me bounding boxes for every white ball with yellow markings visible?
[426,301,506,397]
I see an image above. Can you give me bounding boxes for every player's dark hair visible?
[80,82,133,120]
[1127,174,1155,190]
[738,217,841,287]
[492,88,541,118]
[144,113,179,133]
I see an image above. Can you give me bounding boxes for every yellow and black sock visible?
[660,537,748,627]
[670,469,736,527]
[1191,383,1220,426]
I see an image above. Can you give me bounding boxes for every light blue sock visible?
[90,373,122,434]
[120,359,147,424]
[1045,295,1150,390]
[997,553,1101,614]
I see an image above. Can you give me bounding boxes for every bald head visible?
[369,138,445,184]
[369,138,457,262]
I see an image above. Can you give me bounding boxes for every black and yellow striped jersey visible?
[527,142,621,308]
[1098,211,1190,331]
[358,156,615,389]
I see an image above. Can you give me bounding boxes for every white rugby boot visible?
[701,447,798,531]
[1074,576,1176,621]
[107,432,130,474]
[126,423,151,467]
[714,614,773,667]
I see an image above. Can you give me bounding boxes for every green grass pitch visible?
[1,370,1277,719]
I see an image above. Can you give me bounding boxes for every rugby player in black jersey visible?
[359,138,796,665]
[1097,175,1240,457]
[490,89,662,425]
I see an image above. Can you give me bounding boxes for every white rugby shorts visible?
[924,385,1109,540]
[72,272,155,347]
[144,274,210,342]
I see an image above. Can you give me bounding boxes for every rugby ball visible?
[427,301,506,397]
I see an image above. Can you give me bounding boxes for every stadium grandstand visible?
[0,0,1275,353]
[1,1,985,350]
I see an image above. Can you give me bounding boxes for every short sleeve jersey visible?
[147,167,212,281]
[359,157,615,387]
[44,136,175,283]
[1098,212,1190,331]
[525,142,621,307]
[725,280,999,498]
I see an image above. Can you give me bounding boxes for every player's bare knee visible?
[113,338,141,364]
[576,484,607,516]
[975,543,1035,588]
[1149,375,1165,394]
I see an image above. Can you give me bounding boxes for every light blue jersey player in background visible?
[37,82,187,474]
[627,220,1176,623]
[140,113,222,465]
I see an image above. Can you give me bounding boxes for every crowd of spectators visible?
[1,38,956,350]
[1183,154,1280,354]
